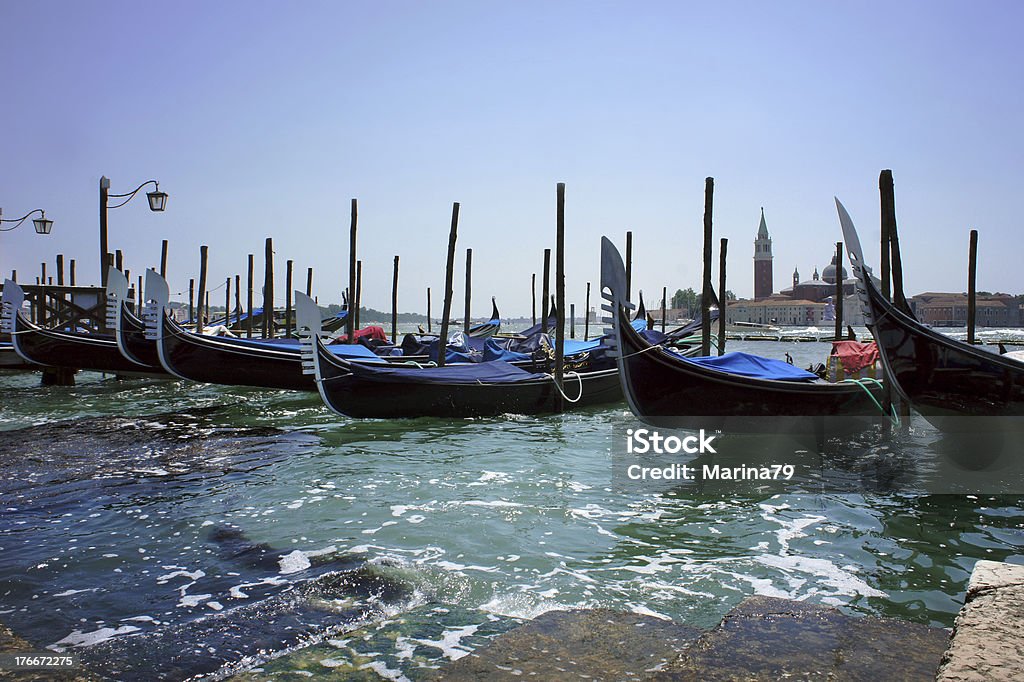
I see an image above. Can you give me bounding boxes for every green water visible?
[1,337,1022,679]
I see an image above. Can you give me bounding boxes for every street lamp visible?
[0,207,53,234]
[99,176,168,286]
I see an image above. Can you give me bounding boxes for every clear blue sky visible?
[2,1,1022,317]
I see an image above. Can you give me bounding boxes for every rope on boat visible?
[840,377,900,427]
[545,371,584,403]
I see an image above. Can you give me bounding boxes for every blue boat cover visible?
[483,338,531,362]
[563,339,602,355]
[346,359,538,385]
[233,337,382,359]
[678,351,817,382]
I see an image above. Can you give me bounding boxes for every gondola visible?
[598,237,885,432]
[146,272,383,391]
[467,297,501,338]
[107,268,166,370]
[836,199,1024,419]
[1,278,167,377]
[295,292,623,418]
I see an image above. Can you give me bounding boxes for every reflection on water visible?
[0,351,1022,679]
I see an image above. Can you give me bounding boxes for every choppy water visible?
[1,333,1022,680]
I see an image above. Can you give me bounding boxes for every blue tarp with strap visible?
[678,351,818,382]
[346,359,538,385]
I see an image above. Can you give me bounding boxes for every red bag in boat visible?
[830,340,880,373]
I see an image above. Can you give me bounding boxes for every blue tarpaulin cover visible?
[234,337,382,360]
[677,351,818,382]
[482,338,531,362]
[346,359,538,385]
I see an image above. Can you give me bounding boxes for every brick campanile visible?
[753,207,773,299]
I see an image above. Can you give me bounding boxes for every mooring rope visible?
[545,370,584,403]
[840,377,900,427]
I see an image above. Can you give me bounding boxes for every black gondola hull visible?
[11,311,166,376]
[312,335,622,418]
[861,273,1024,417]
[613,305,882,432]
[157,310,315,391]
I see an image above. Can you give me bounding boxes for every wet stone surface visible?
[434,608,701,681]
[937,560,1024,681]
[650,596,949,681]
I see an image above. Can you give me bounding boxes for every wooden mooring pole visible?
[197,245,209,330]
[834,242,843,341]
[347,198,358,343]
[542,249,551,335]
[426,287,432,333]
[285,259,294,338]
[392,255,400,343]
[584,281,591,341]
[879,170,893,302]
[234,274,241,326]
[967,229,978,344]
[437,202,460,367]
[246,254,254,338]
[701,177,714,357]
[661,286,667,334]
[306,267,313,297]
[554,182,566,413]
[464,248,472,334]
[188,278,195,324]
[625,230,633,302]
[69,260,75,286]
[263,238,273,338]
[718,238,727,355]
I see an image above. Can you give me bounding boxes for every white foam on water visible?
[207,601,223,611]
[178,593,212,608]
[627,603,672,621]
[358,660,411,682]
[407,515,426,524]
[480,591,590,620]
[414,623,480,661]
[458,500,523,508]
[319,657,348,668]
[435,560,499,573]
[278,550,311,574]
[52,588,98,597]
[157,569,206,584]
[50,625,142,650]
[756,554,887,598]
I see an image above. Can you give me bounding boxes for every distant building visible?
[753,208,773,300]
[909,292,1021,327]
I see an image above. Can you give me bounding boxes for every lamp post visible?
[0,207,53,235]
[99,176,167,286]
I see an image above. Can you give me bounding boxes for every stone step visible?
[433,608,701,680]
[650,596,947,681]
[937,560,1024,681]
[435,598,949,682]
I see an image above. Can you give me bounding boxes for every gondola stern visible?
[295,291,322,377]
[1,279,25,335]
[105,267,130,331]
[143,270,171,341]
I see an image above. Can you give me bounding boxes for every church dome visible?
[821,254,848,284]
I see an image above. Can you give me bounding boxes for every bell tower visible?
[753,208,773,299]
